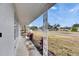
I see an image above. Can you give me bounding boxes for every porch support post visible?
[43,11,48,56]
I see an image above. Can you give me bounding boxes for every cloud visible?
[28,24,33,27]
[51,6,57,10]
[69,9,74,12]
[69,5,79,14]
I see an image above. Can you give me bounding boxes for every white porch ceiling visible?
[14,3,55,25]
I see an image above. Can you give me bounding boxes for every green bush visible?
[71,27,77,32]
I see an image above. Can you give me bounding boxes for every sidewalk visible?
[15,36,41,56]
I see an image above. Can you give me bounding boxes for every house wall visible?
[0,3,15,56]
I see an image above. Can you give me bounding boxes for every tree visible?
[72,24,79,27]
[39,23,53,31]
[48,23,53,30]
[30,26,38,30]
[53,24,60,31]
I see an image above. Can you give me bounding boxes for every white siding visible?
[0,3,15,56]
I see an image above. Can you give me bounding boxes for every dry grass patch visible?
[33,31,79,56]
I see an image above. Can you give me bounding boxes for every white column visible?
[43,11,48,56]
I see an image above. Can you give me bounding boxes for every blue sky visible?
[29,3,79,27]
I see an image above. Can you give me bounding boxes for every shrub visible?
[71,27,77,32]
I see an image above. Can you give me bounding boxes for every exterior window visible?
[0,33,2,37]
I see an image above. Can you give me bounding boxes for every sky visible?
[29,3,79,27]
